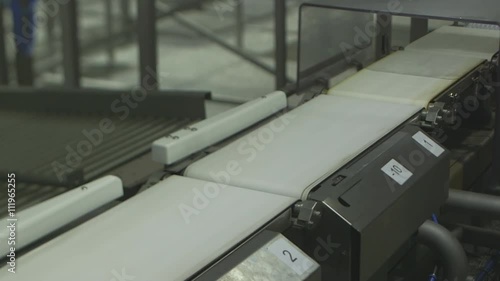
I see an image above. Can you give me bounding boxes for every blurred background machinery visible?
[0,0,296,96]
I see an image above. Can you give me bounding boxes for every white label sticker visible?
[412,131,444,157]
[267,238,314,276]
[381,159,413,185]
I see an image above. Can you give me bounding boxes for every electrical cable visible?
[432,214,439,224]
[428,265,438,281]
[476,251,500,281]
[428,215,440,281]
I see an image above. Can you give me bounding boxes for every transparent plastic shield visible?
[297,6,375,83]
[301,0,500,25]
[297,0,500,86]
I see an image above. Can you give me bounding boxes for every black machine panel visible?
[307,125,450,281]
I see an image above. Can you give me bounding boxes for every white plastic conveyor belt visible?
[406,25,499,60]
[0,176,295,281]
[185,95,421,199]
[0,176,123,258]
[327,26,498,108]
[328,69,454,108]
[367,50,484,80]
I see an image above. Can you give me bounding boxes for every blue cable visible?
[428,215,439,281]
[428,266,438,281]
[10,0,37,55]
[476,250,500,281]
[431,214,439,224]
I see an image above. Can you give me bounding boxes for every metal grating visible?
[0,109,193,187]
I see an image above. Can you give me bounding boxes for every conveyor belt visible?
[366,50,484,80]
[0,176,123,258]
[185,26,499,200]
[185,95,421,199]
[3,25,497,281]
[327,69,454,108]
[0,176,296,281]
[328,26,498,108]
[406,25,499,60]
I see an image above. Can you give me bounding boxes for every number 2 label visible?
[267,238,314,276]
[282,250,297,262]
